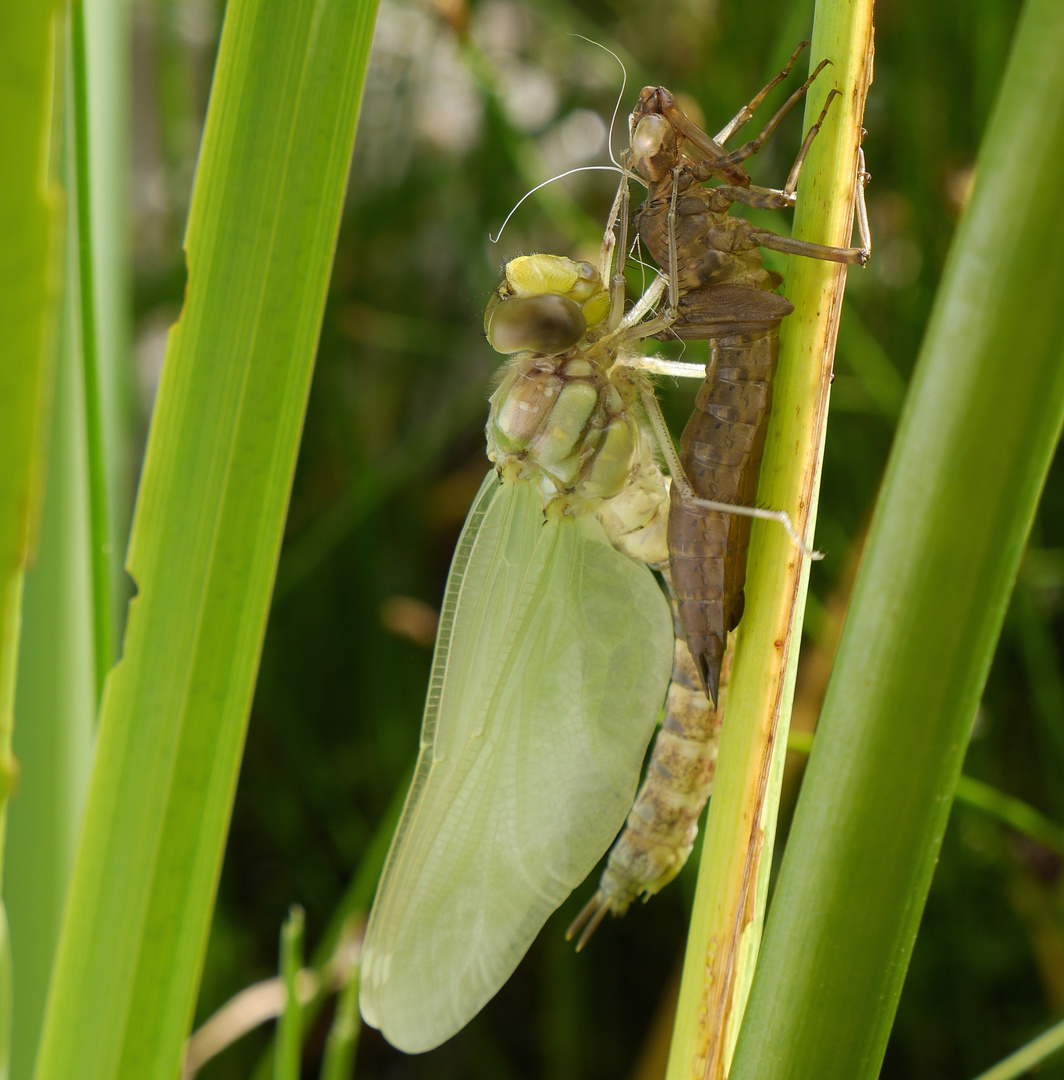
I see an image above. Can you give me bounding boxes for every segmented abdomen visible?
[568,626,726,948]
[668,328,779,703]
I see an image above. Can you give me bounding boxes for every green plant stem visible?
[0,575,23,864]
[729,0,1064,1075]
[319,963,360,1080]
[664,5,874,1076]
[0,904,11,1079]
[971,1018,1064,1080]
[275,906,304,1080]
[69,0,112,696]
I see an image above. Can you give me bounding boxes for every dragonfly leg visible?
[711,183,796,212]
[713,41,811,144]
[712,58,832,169]
[666,165,682,307]
[747,150,871,265]
[854,145,873,258]
[603,149,695,342]
[750,227,869,266]
[603,154,633,333]
[683,495,822,560]
[638,387,823,561]
[620,354,706,380]
[605,274,673,345]
[782,88,841,196]
[708,87,841,210]
[607,170,684,343]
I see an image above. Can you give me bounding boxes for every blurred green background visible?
[125,0,1061,1076]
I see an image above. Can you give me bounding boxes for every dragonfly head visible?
[485,255,610,356]
[630,84,752,188]
[630,109,679,183]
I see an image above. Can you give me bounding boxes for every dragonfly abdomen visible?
[567,634,724,948]
[669,326,780,702]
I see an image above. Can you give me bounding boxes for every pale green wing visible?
[359,471,673,1053]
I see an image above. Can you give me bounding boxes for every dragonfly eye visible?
[631,113,676,181]
[486,294,587,356]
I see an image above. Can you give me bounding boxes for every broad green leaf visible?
[730,0,1064,1075]
[33,2,380,1077]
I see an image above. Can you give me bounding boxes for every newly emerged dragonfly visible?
[359,242,715,1051]
[627,42,871,702]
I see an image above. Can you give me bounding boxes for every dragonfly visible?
[626,42,871,703]
[360,52,870,1050]
[358,233,716,1051]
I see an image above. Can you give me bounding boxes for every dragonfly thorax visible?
[487,351,645,507]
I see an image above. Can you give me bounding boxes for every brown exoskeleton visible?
[567,47,870,944]
[628,44,870,703]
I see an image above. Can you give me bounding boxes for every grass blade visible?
[33,2,381,1077]
[0,2,65,861]
[319,961,361,1080]
[7,172,96,1080]
[275,907,305,1080]
[729,0,1064,1075]
[0,905,11,1080]
[0,9,66,1077]
[7,4,126,1072]
[249,770,406,1080]
[70,0,113,692]
[78,0,132,659]
[789,733,1064,856]
[972,1018,1064,1080]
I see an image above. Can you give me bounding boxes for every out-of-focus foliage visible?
[127,0,1060,1077]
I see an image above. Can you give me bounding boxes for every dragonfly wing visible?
[360,471,673,1053]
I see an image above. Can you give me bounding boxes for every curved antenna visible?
[567,33,628,169]
[488,165,628,244]
[489,36,639,246]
